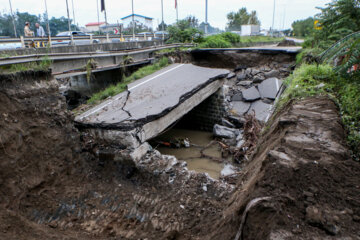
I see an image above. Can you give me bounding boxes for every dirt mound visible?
[277,39,297,47]
[206,97,360,239]
[0,73,232,239]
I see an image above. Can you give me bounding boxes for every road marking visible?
[276,78,280,92]
[81,64,186,119]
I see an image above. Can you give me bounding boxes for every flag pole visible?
[96,0,101,34]
[65,0,71,32]
[132,0,135,39]
[205,0,208,35]
[161,0,164,39]
[176,0,179,22]
[71,0,76,30]
[8,0,17,37]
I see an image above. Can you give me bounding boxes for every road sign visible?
[314,20,322,30]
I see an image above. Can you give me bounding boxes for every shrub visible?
[199,35,232,48]
[220,32,240,44]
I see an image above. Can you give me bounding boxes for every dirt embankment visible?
[0,72,232,239]
[1,69,359,239]
[206,97,360,239]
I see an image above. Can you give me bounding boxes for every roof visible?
[85,22,106,27]
[121,14,153,20]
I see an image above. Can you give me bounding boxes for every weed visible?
[87,57,170,104]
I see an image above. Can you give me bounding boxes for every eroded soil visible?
[0,71,360,239]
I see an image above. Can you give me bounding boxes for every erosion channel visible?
[1,49,359,240]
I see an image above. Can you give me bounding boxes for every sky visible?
[0,0,331,30]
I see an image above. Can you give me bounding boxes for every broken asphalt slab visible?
[258,77,283,100]
[249,100,273,122]
[75,64,229,130]
[241,86,261,101]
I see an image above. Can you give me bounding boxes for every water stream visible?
[152,129,234,179]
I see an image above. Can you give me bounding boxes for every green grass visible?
[87,57,169,104]
[239,36,284,43]
[276,63,360,160]
[0,56,52,74]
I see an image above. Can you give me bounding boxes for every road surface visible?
[76,64,229,129]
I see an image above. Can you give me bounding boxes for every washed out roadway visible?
[76,64,229,130]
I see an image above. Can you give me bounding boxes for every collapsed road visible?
[75,64,229,152]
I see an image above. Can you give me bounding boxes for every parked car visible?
[52,31,99,46]
[56,31,91,37]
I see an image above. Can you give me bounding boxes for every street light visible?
[65,0,71,32]
[132,0,135,39]
[205,0,208,35]
[271,0,276,37]
[161,0,164,39]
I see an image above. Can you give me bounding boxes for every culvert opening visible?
[149,90,239,180]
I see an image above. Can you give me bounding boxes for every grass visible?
[0,56,52,74]
[239,36,284,43]
[87,57,169,104]
[276,63,360,160]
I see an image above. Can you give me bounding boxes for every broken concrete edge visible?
[74,72,229,131]
[191,48,301,55]
[83,80,225,149]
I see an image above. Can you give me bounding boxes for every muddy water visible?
[153,129,227,179]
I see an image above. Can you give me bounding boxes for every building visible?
[85,22,106,32]
[121,14,153,30]
[241,25,260,36]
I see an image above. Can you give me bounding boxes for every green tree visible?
[292,17,314,37]
[314,0,360,48]
[226,8,260,31]
[167,17,203,43]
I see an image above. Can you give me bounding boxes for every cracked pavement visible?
[75,64,230,130]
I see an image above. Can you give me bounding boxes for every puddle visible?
[152,129,230,179]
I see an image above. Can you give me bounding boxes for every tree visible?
[226,8,260,31]
[167,17,203,43]
[0,11,78,37]
[313,0,360,48]
[292,17,314,37]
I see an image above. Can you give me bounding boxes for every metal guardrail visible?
[0,43,193,67]
[0,34,165,47]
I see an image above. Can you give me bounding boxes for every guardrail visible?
[0,33,166,48]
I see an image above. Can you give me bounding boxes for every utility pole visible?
[65,0,71,32]
[71,0,76,30]
[176,0,179,22]
[205,0,208,35]
[161,0,164,39]
[96,0,101,34]
[44,0,51,36]
[8,0,17,37]
[132,0,135,39]
[271,0,276,37]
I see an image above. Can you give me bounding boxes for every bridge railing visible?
[0,33,168,49]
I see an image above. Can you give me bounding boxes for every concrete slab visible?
[231,101,251,115]
[258,77,282,100]
[76,64,229,147]
[242,86,260,101]
[249,100,273,122]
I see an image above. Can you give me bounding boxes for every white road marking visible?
[80,64,186,119]
[276,78,280,92]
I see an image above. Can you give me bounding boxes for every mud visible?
[1,56,360,240]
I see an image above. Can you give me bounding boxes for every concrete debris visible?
[252,75,265,83]
[213,124,238,139]
[221,118,236,128]
[264,69,280,78]
[227,72,236,79]
[237,73,247,81]
[258,77,282,100]
[231,101,251,115]
[249,100,272,122]
[231,93,243,101]
[242,86,261,101]
[237,80,252,87]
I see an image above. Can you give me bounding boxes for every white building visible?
[121,14,153,30]
[241,25,260,36]
[85,22,106,32]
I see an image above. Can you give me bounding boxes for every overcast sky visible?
[0,0,330,30]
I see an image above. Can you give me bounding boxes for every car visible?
[52,31,99,46]
[56,31,91,37]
